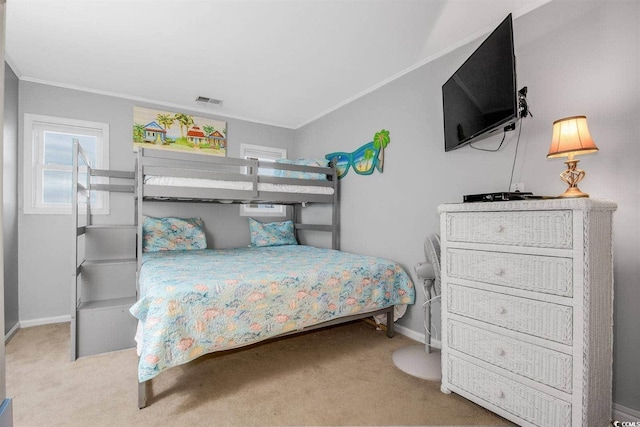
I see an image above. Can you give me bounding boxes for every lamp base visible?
[557,158,589,198]
[558,186,589,198]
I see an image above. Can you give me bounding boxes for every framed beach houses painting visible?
[133,106,227,156]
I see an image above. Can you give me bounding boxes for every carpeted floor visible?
[6,321,512,426]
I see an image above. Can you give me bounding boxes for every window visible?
[24,114,110,214]
[239,143,286,217]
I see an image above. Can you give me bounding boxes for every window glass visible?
[24,114,109,214]
[42,132,99,205]
[43,132,97,166]
[239,143,287,217]
[42,170,72,204]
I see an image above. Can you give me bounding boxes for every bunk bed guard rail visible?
[136,147,340,248]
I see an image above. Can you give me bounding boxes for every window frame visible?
[239,143,287,217]
[23,113,110,215]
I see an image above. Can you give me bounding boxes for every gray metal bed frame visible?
[76,147,395,408]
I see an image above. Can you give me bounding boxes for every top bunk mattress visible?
[144,175,334,195]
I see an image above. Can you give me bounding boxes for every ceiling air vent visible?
[195,96,223,106]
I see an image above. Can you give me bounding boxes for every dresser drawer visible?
[448,320,573,392]
[447,284,573,344]
[447,249,573,296]
[445,210,572,248]
[447,355,572,426]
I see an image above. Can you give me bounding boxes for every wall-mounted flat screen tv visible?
[442,14,518,152]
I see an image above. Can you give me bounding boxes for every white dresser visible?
[438,198,616,427]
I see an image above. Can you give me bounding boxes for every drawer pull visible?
[496,306,506,315]
[496,348,506,357]
[494,268,505,276]
[495,224,505,233]
[494,389,505,399]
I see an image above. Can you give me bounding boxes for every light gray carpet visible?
[6,321,512,426]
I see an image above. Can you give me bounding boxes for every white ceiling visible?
[5,0,550,129]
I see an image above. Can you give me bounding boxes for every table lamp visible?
[547,116,599,198]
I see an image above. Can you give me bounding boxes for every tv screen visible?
[442,14,518,152]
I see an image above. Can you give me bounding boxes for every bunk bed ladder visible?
[331,163,339,250]
[71,140,137,360]
[290,162,340,250]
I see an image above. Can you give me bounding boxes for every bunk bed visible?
[73,145,415,409]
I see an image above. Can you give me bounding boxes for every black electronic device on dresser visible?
[463,191,533,203]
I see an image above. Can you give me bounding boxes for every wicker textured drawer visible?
[447,355,572,426]
[447,249,573,296]
[448,320,573,392]
[445,210,572,248]
[447,284,573,344]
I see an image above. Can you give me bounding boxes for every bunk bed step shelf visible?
[79,260,137,302]
[85,226,137,265]
[77,296,138,358]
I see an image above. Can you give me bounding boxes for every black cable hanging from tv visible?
[468,131,508,152]
[507,116,525,191]
[468,86,532,152]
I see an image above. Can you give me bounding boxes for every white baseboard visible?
[19,315,71,329]
[394,324,441,349]
[4,323,19,343]
[5,316,70,343]
[394,324,424,342]
[613,403,640,422]
[429,338,442,350]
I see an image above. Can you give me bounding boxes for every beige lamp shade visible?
[547,116,599,158]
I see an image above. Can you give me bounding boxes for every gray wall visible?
[17,82,296,323]
[3,62,18,336]
[294,0,639,411]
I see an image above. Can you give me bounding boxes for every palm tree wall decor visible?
[373,129,390,172]
[133,106,227,157]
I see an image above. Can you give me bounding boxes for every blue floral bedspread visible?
[130,245,414,382]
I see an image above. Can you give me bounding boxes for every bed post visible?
[136,151,144,284]
[292,204,299,243]
[136,151,147,409]
[386,307,394,338]
[138,379,148,409]
[331,162,339,250]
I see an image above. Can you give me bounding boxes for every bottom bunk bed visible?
[130,243,415,408]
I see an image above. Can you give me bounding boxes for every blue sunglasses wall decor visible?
[325,129,391,179]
